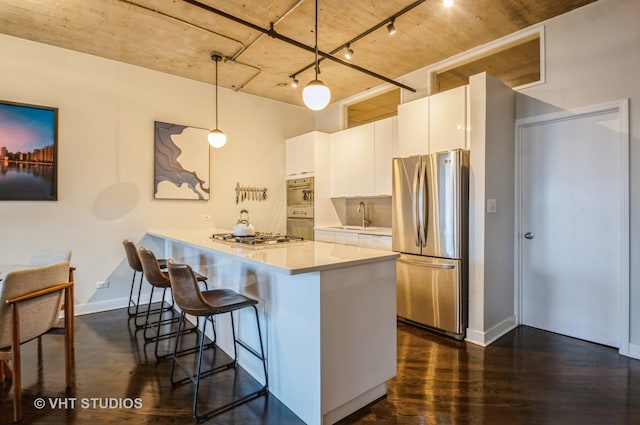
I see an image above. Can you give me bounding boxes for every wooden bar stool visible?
[167,260,268,422]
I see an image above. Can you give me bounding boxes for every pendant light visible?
[302,0,331,111]
[208,53,227,148]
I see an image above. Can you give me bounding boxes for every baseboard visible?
[74,292,167,316]
[627,342,640,360]
[465,316,517,347]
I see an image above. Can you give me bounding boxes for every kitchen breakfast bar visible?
[146,229,399,425]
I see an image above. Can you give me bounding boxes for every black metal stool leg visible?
[252,305,269,389]
[191,309,269,422]
[143,288,183,341]
[193,316,208,419]
[127,270,138,316]
[170,311,186,384]
[133,272,146,327]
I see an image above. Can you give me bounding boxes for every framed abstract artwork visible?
[154,121,210,200]
[0,100,58,201]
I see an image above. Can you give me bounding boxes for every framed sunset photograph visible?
[0,100,58,201]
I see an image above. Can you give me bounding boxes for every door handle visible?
[524,232,534,240]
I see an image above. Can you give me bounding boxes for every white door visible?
[519,103,628,348]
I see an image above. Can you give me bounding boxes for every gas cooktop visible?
[211,232,304,247]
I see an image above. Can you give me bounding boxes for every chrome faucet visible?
[357,201,370,228]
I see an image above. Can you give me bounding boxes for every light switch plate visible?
[487,198,497,213]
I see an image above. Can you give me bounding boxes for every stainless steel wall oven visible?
[286,177,314,241]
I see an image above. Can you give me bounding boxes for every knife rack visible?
[235,183,268,204]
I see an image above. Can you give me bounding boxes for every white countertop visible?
[148,228,398,275]
[314,225,392,236]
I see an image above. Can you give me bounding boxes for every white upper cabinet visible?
[326,86,465,197]
[350,124,375,196]
[396,86,469,158]
[330,117,397,197]
[330,124,375,197]
[330,127,351,196]
[286,132,316,177]
[374,117,397,196]
[397,96,429,157]
[428,85,468,153]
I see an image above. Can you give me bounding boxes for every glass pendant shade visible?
[208,128,227,148]
[302,79,331,111]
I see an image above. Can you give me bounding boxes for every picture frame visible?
[153,121,210,200]
[0,100,58,201]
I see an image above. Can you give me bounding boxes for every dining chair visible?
[28,249,72,267]
[0,261,73,422]
[167,260,268,421]
[27,249,76,356]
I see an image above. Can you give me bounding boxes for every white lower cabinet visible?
[314,230,335,243]
[315,230,392,250]
[358,234,392,251]
[334,232,359,246]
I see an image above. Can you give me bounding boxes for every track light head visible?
[344,44,354,60]
[387,19,396,35]
[291,77,298,88]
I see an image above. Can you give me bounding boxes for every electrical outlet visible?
[96,280,109,289]
[202,214,212,221]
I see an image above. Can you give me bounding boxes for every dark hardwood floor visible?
[2,307,639,424]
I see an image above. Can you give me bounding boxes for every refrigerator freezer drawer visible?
[396,255,463,337]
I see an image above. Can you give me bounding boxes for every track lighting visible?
[344,44,354,60]
[291,77,298,88]
[387,19,396,35]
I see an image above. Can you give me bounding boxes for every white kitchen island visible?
[147,228,399,425]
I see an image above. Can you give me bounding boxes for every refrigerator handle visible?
[419,157,427,247]
[412,160,421,247]
[396,257,455,269]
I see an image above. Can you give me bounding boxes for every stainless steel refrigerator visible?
[392,149,469,339]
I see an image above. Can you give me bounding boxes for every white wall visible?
[516,0,640,350]
[0,34,315,314]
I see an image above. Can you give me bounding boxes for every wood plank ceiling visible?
[0,0,598,108]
